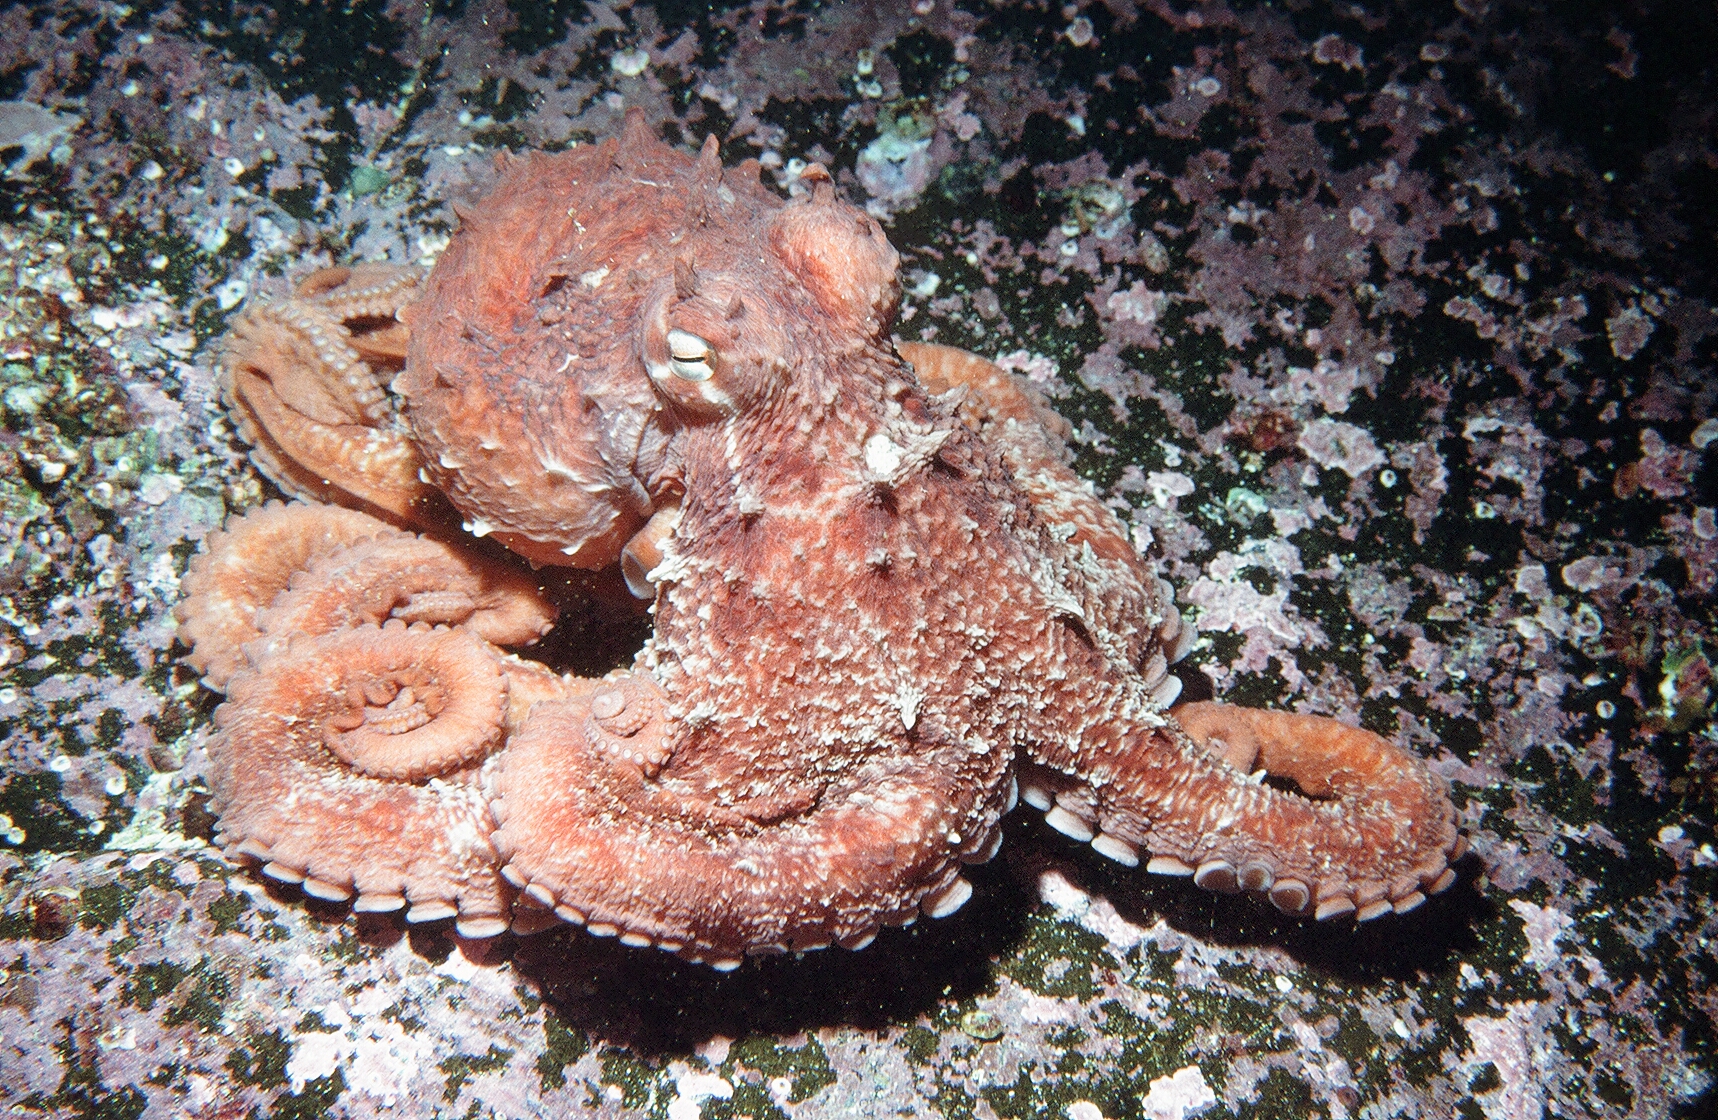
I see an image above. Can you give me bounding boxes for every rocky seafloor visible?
[1,0,1714,1117]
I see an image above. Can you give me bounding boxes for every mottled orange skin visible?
[184,112,1461,965]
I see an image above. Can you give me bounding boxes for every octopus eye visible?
[665,329,715,382]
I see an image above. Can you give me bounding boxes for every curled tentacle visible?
[492,673,997,968]
[175,502,404,689]
[250,533,556,665]
[619,497,684,599]
[1024,700,1461,921]
[220,266,433,520]
[209,622,513,936]
[293,264,421,362]
[1167,702,1460,917]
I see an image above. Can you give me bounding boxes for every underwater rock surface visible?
[0,1,1713,1118]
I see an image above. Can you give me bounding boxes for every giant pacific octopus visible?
[176,111,1463,968]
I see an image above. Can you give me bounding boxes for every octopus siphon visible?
[175,111,1463,969]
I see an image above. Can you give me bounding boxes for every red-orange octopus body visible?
[177,112,1462,966]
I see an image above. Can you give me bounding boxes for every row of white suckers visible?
[1017,776,1464,923]
[232,750,1462,970]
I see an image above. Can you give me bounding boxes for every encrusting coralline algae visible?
[0,1,1713,1117]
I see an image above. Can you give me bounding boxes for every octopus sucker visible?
[1044,803,1097,842]
[407,901,460,924]
[454,915,512,940]
[1315,896,1359,921]
[186,110,1464,964]
[1090,832,1140,867]
[1193,859,1241,894]
[1393,890,1427,914]
[920,875,974,919]
[260,860,304,885]
[1268,878,1312,914]
[510,902,562,937]
[301,876,353,903]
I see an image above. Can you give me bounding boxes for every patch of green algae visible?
[266,1072,345,1120]
[876,895,1465,1120]
[597,1047,659,1110]
[439,1044,515,1102]
[77,881,131,930]
[997,911,1109,1001]
[206,889,251,934]
[225,1028,292,1089]
[159,959,233,1033]
[534,1015,590,1092]
[728,1034,837,1103]
[119,960,187,1012]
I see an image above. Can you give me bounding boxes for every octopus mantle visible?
[176,112,1462,968]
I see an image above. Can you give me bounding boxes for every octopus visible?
[175,111,1463,969]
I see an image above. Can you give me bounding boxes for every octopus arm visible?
[919,346,1464,922]
[491,681,988,967]
[252,533,557,661]
[175,502,405,689]
[899,341,1072,442]
[209,622,514,937]
[1023,696,1461,922]
[904,344,1175,670]
[177,503,555,690]
[220,269,433,521]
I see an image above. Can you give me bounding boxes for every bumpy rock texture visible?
[1,1,1713,1118]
